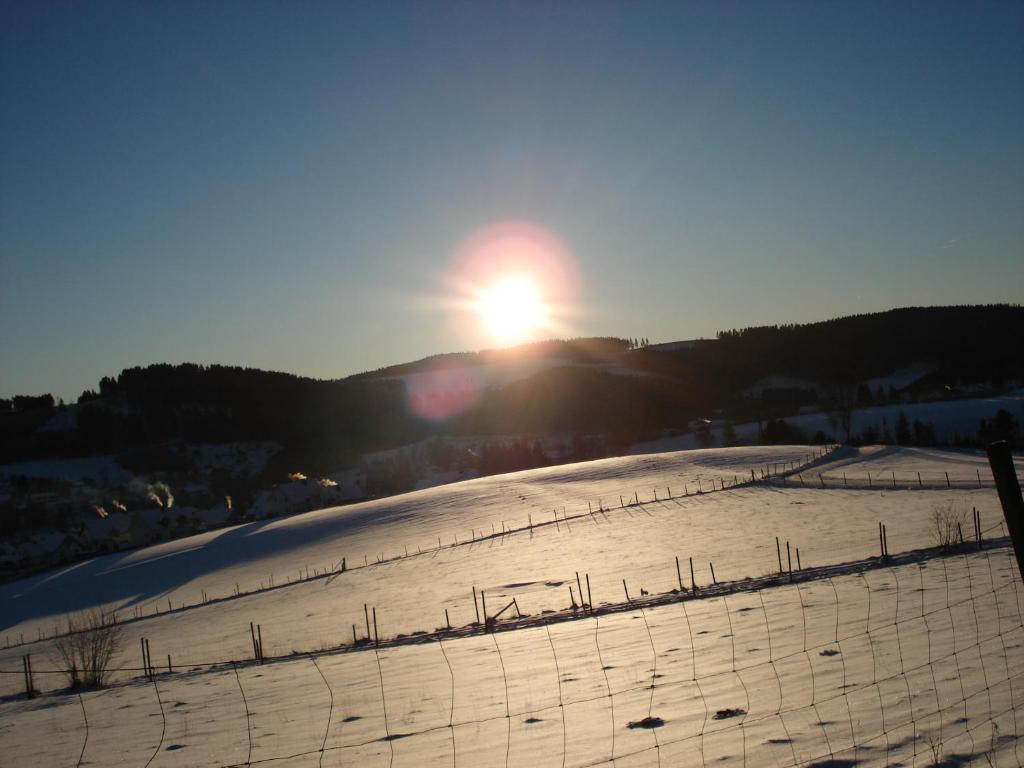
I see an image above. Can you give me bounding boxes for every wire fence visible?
[3,446,852,652]
[2,537,1022,767]
[6,444,1006,656]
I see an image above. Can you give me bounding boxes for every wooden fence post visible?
[23,654,34,698]
[988,441,1024,579]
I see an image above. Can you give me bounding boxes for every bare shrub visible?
[931,499,968,549]
[53,609,124,689]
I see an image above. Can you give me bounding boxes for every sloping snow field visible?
[630,392,1024,454]
[1,445,1023,766]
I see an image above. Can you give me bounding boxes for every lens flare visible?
[404,366,481,422]
[446,221,579,348]
[406,222,580,422]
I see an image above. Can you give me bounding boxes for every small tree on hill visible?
[931,500,968,550]
[53,609,125,689]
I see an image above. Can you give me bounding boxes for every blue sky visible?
[2,1,1022,401]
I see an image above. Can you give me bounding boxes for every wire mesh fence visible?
[2,538,1022,767]
[2,447,850,654]
[4,444,1006,660]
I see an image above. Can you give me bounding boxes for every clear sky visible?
[2,1,1022,402]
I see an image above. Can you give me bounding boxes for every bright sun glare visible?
[477,276,547,345]
[446,221,579,351]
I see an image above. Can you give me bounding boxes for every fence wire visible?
[2,542,1022,767]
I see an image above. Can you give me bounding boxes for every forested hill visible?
[1,304,1021,465]
[348,337,633,380]
[709,305,1022,385]
[625,304,1023,402]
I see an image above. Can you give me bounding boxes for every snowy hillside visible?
[631,391,1024,454]
[1,444,1022,766]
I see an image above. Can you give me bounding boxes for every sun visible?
[445,221,579,349]
[476,275,547,345]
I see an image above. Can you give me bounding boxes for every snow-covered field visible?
[1,445,1022,766]
[631,391,1024,454]
[0,455,134,484]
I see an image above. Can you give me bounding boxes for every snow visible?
[582,362,656,379]
[1,444,1022,766]
[734,364,933,398]
[742,375,819,396]
[834,393,1024,441]
[386,357,570,392]
[817,445,1024,485]
[864,363,935,391]
[629,392,1024,453]
[1,548,1020,766]
[39,404,79,432]
[644,340,699,352]
[0,455,132,484]
[248,479,350,519]
[179,442,281,479]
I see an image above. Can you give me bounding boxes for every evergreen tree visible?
[895,412,911,445]
[978,409,1019,447]
[721,422,739,446]
[856,383,873,404]
[912,419,936,446]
